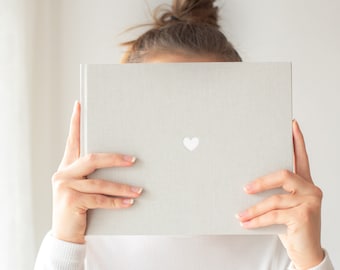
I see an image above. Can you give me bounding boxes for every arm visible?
[288,251,334,270]
[236,120,334,270]
[34,232,86,270]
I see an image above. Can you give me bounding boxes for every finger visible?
[81,194,136,210]
[236,193,302,222]
[59,101,81,169]
[292,120,312,182]
[64,153,137,178]
[244,169,311,195]
[239,208,292,229]
[69,179,143,198]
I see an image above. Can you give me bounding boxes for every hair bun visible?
[153,0,219,29]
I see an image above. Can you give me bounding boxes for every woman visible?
[34,0,333,269]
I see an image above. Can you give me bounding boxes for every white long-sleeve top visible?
[34,232,334,270]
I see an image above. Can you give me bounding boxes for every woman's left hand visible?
[236,120,324,270]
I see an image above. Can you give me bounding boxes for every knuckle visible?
[85,153,97,163]
[248,218,257,227]
[308,196,322,209]
[247,206,256,217]
[108,154,125,167]
[94,195,108,207]
[256,177,265,189]
[270,210,279,222]
[111,199,119,208]
[298,201,320,224]
[51,171,64,183]
[271,195,282,207]
[58,188,80,206]
[52,178,64,190]
[279,169,292,179]
[312,185,323,199]
[110,154,120,163]
[89,179,106,190]
[64,191,80,206]
[115,183,130,195]
[52,178,81,207]
[52,178,69,194]
[122,184,132,195]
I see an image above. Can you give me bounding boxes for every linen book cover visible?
[80,62,292,235]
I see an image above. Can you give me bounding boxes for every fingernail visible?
[243,183,254,193]
[235,211,248,219]
[131,186,143,194]
[123,199,134,205]
[123,155,136,163]
[240,221,251,228]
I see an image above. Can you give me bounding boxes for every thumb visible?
[59,101,81,169]
[292,120,313,182]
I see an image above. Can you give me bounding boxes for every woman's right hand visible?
[51,101,143,244]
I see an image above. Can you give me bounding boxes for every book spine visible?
[80,64,88,157]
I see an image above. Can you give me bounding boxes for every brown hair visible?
[121,0,242,63]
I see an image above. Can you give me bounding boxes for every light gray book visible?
[80,62,292,235]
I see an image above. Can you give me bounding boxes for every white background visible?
[32,0,339,267]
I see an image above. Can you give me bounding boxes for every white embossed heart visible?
[183,137,199,151]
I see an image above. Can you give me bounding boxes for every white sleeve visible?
[34,232,86,270]
[288,250,334,270]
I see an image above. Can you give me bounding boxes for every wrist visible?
[52,228,85,244]
[52,216,86,244]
